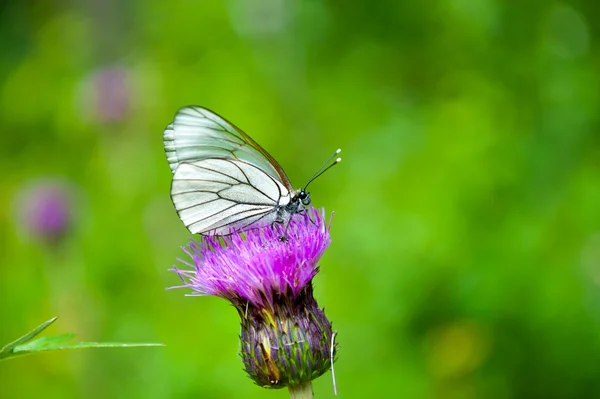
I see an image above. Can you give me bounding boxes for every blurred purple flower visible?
[92,66,130,123]
[171,207,337,389]
[15,179,75,242]
[78,65,131,124]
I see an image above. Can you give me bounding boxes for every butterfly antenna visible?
[304,149,342,191]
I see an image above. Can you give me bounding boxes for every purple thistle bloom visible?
[77,65,131,125]
[92,66,130,123]
[15,179,75,243]
[171,206,338,389]
[172,207,330,308]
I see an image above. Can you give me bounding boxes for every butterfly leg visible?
[272,209,296,242]
[297,208,317,226]
[281,219,293,242]
[278,210,313,240]
[270,218,288,242]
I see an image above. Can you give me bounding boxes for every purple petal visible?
[171,207,332,309]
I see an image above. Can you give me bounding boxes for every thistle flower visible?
[14,179,76,243]
[92,66,130,123]
[171,206,337,395]
[77,65,131,124]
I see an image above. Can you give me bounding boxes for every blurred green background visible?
[2,1,600,398]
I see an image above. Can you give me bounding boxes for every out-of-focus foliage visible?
[1,1,600,398]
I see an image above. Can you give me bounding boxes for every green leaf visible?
[1,317,164,361]
[1,316,58,359]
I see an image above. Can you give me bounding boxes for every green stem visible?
[288,382,313,399]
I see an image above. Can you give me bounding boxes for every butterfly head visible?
[285,190,310,215]
[298,189,311,206]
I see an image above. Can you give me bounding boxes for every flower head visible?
[171,206,337,389]
[92,66,130,123]
[15,179,76,243]
[77,65,131,124]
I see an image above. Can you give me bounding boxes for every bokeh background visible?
[1,1,600,398]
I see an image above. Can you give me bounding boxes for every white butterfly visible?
[164,106,340,235]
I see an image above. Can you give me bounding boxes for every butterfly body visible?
[164,106,311,236]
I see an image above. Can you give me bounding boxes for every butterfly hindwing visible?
[170,158,291,235]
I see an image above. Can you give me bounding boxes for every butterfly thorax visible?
[284,189,310,215]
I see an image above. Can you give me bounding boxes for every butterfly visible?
[163,106,340,236]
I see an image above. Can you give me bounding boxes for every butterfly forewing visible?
[164,106,293,191]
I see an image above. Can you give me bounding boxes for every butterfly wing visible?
[164,106,294,235]
[171,158,291,234]
[164,106,293,190]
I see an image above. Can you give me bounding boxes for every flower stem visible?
[288,382,313,399]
